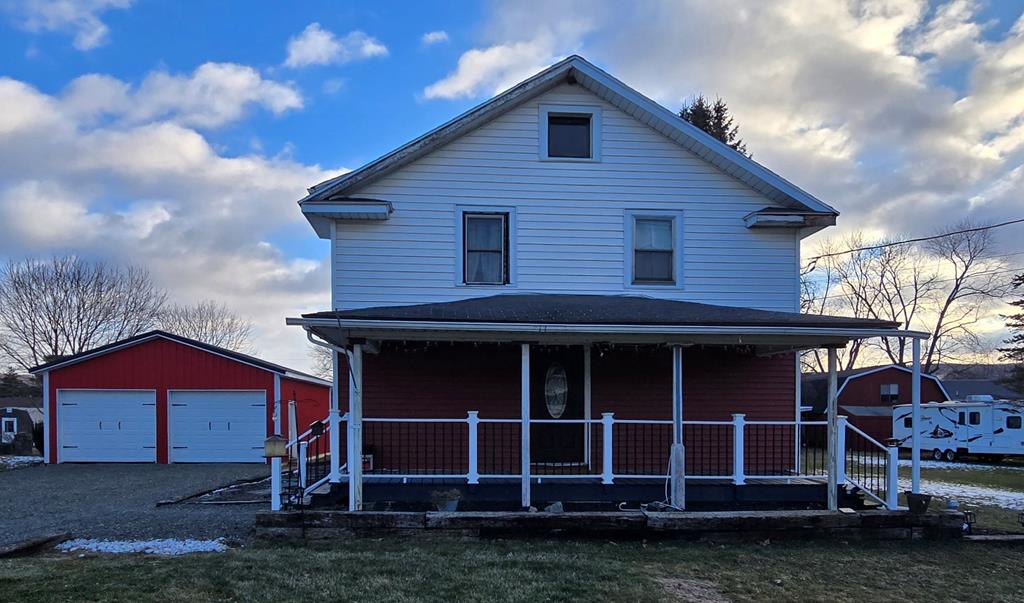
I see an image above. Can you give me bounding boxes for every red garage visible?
[29,331,331,464]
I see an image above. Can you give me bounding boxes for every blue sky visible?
[1,0,1023,369]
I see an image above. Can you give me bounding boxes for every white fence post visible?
[836,416,848,486]
[270,456,281,511]
[467,411,480,484]
[298,441,309,490]
[732,413,746,486]
[601,413,614,484]
[886,444,900,511]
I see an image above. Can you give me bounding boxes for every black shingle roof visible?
[304,294,899,329]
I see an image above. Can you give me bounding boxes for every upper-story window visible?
[539,104,601,161]
[880,383,899,404]
[634,218,674,283]
[463,212,509,285]
[625,211,682,287]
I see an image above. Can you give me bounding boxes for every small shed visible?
[802,364,949,443]
[1,405,36,455]
[29,331,331,464]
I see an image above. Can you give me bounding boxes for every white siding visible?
[333,84,800,312]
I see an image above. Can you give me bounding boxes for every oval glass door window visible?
[544,363,568,418]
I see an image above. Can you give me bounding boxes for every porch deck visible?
[310,475,832,511]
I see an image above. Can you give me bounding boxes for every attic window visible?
[548,115,591,158]
[539,104,601,161]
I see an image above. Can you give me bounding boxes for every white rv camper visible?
[892,399,1024,461]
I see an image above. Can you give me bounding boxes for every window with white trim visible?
[463,213,509,285]
[880,383,899,405]
[625,212,682,286]
[1,417,15,444]
[539,104,601,161]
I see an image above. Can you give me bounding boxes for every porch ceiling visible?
[287,294,926,350]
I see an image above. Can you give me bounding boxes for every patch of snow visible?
[897,459,1024,472]
[0,455,43,469]
[56,538,229,556]
[900,479,1024,510]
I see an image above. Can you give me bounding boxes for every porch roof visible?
[288,294,926,350]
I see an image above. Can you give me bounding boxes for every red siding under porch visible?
[333,343,797,477]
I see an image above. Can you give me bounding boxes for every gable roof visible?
[300,55,839,219]
[27,330,330,386]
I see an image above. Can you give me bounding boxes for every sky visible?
[1,0,1023,371]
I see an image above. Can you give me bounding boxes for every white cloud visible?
[423,38,560,99]
[7,0,134,50]
[60,63,303,129]
[425,0,1024,244]
[283,22,388,68]
[0,70,345,370]
[910,0,985,63]
[421,30,449,45]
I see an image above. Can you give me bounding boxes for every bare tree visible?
[308,344,333,379]
[802,220,1008,373]
[158,300,255,353]
[0,256,167,370]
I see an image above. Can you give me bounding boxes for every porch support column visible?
[347,344,363,512]
[329,349,341,483]
[826,347,839,512]
[520,343,531,509]
[670,345,685,509]
[911,337,922,494]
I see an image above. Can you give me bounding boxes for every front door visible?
[530,346,585,464]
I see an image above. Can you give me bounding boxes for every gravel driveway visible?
[0,464,269,548]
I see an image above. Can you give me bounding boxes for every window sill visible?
[539,155,601,163]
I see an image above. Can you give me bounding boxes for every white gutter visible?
[287,317,929,340]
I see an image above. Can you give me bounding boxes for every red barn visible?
[29,331,331,464]
[802,365,949,443]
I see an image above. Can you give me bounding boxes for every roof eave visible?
[287,316,924,346]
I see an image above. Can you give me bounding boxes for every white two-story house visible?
[286,56,921,513]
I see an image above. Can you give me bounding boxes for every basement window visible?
[539,104,601,161]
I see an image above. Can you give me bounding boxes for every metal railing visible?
[271,411,898,511]
[280,417,335,509]
[840,417,898,508]
[343,412,830,484]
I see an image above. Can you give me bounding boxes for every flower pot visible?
[905,492,932,514]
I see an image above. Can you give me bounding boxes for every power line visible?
[804,218,1024,268]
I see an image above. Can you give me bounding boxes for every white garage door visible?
[59,390,157,462]
[169,390,266,463]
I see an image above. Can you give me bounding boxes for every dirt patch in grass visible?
[657,577,729,602]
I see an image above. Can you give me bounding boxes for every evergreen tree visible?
[999,274,1024,392]
[679,94,749,157]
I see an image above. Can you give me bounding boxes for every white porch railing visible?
[272,411,900,511]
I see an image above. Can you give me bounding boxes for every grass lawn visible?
[2,537,1023,602]
[908,463,1024,492]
